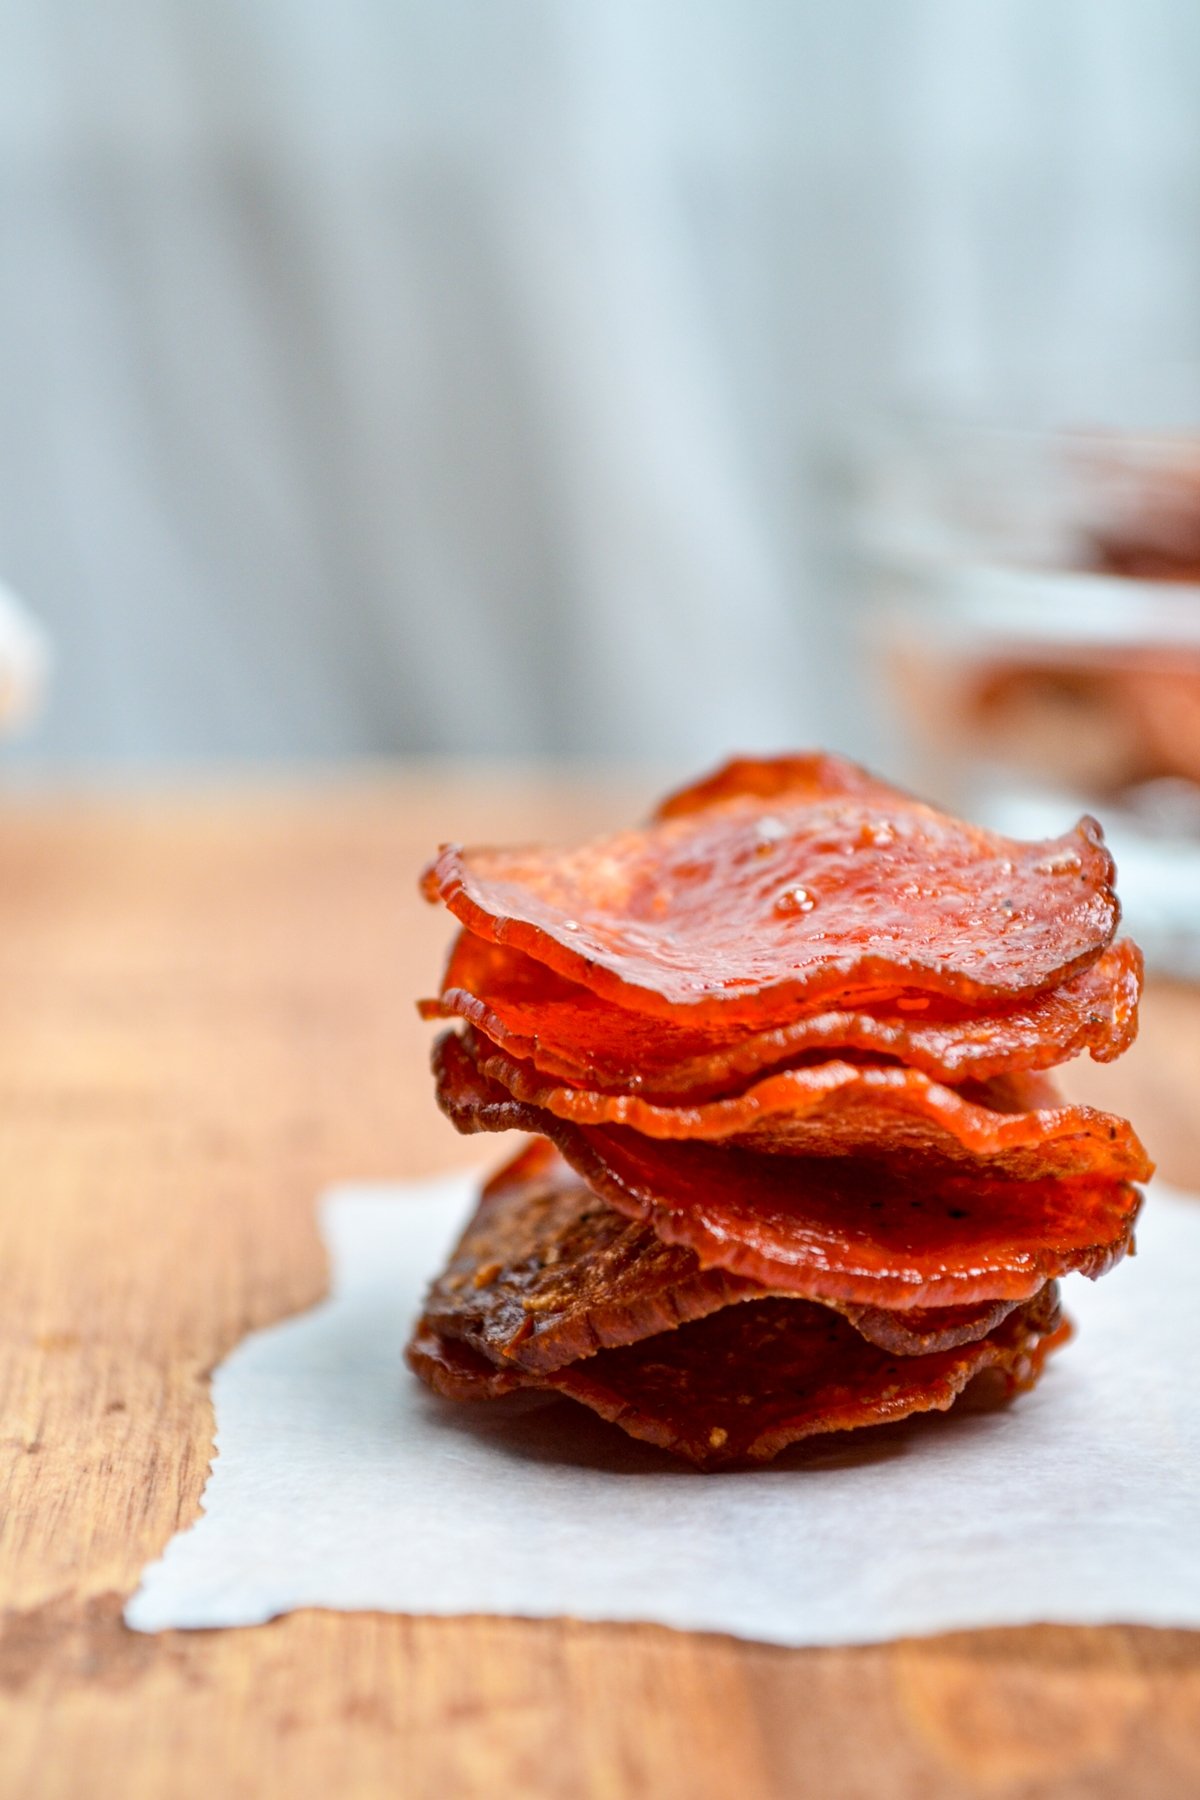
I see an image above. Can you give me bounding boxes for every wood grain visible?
[0,767,1197,1800]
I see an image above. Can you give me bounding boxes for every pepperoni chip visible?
[422,1139,1029,1367]
[420,932,1142,1097]
[420,753,1118,1024]
[408,1283,1067,1469]
[451,1025,1151,1182]
[432,1032,1142,1309]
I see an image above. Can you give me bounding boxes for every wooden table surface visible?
[2,767,1199,1800]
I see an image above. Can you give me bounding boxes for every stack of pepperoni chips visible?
[407,755,1150,1468]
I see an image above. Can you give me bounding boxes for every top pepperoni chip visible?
[420,753,1119,1024]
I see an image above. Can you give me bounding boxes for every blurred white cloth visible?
[0,2,1198,765]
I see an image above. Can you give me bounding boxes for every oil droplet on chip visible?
[1035,850,1083,876]
[775,885,817,916]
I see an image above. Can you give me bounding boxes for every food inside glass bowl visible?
[861,416,1200,972]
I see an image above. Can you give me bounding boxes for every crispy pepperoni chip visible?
[420,753,1118,1024]
[420,932,1143,1097]
[433,1032,1142,1309]
[422,1139,1027,1369]
[450,1024,1151,1182]
[408,1281,1067,1469]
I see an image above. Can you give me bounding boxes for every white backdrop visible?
[1,1,1198,766]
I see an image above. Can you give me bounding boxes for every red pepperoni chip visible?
[420,753,1118,1024]
[408,1282,1067,1469]
[433,1032,1142,1310]
[451,1025,1151,1182]
[420,932,1142,1098]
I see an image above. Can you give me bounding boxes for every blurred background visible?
[2,0,1200,781]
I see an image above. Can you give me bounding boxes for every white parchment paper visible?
[126,1173,1200,1645]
